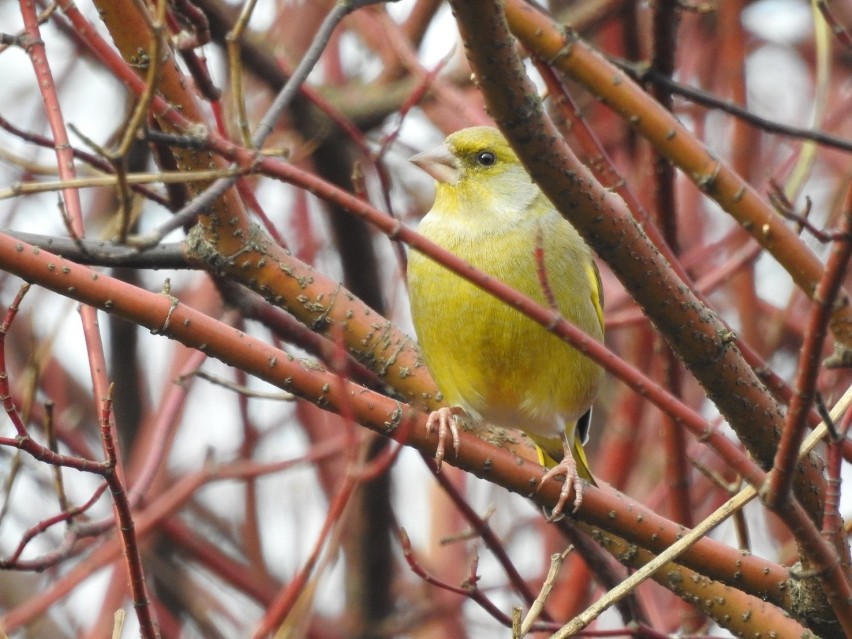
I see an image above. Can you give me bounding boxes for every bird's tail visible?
[529,432,596,486]
[571,436,596,485]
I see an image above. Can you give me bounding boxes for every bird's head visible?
[411,126,544,221]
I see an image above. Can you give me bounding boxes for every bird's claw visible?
[426,407,462,471]
[538,454,584,520]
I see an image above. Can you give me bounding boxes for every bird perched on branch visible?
[407,126,605,518]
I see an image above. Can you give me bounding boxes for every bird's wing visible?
[587,259,605,333]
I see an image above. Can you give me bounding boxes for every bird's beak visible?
[410,143,460,184]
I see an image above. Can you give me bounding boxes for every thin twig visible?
[177,369,295,400]
[625,62,852,155]
[766,186,852,508]
[140,0,389,247]
[519,547,572,635]
[0,231,188,268]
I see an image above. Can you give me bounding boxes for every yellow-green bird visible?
[407,126,605,517]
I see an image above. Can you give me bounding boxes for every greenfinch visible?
[407,126,605,517]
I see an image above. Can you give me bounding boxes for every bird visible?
[407,126,605,518]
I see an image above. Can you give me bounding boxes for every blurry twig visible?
[817,0,852,49]
[518,547,572,636]
[177,369,295,401]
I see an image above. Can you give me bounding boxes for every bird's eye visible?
[476,151,496,166]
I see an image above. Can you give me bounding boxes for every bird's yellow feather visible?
[408,127,604,485]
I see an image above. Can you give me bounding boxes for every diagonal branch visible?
[503,0,852,352]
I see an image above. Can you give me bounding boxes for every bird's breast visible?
[408,215,603,437]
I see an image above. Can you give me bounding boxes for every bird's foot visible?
[426,406,463,471]
[538,453,584,521]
